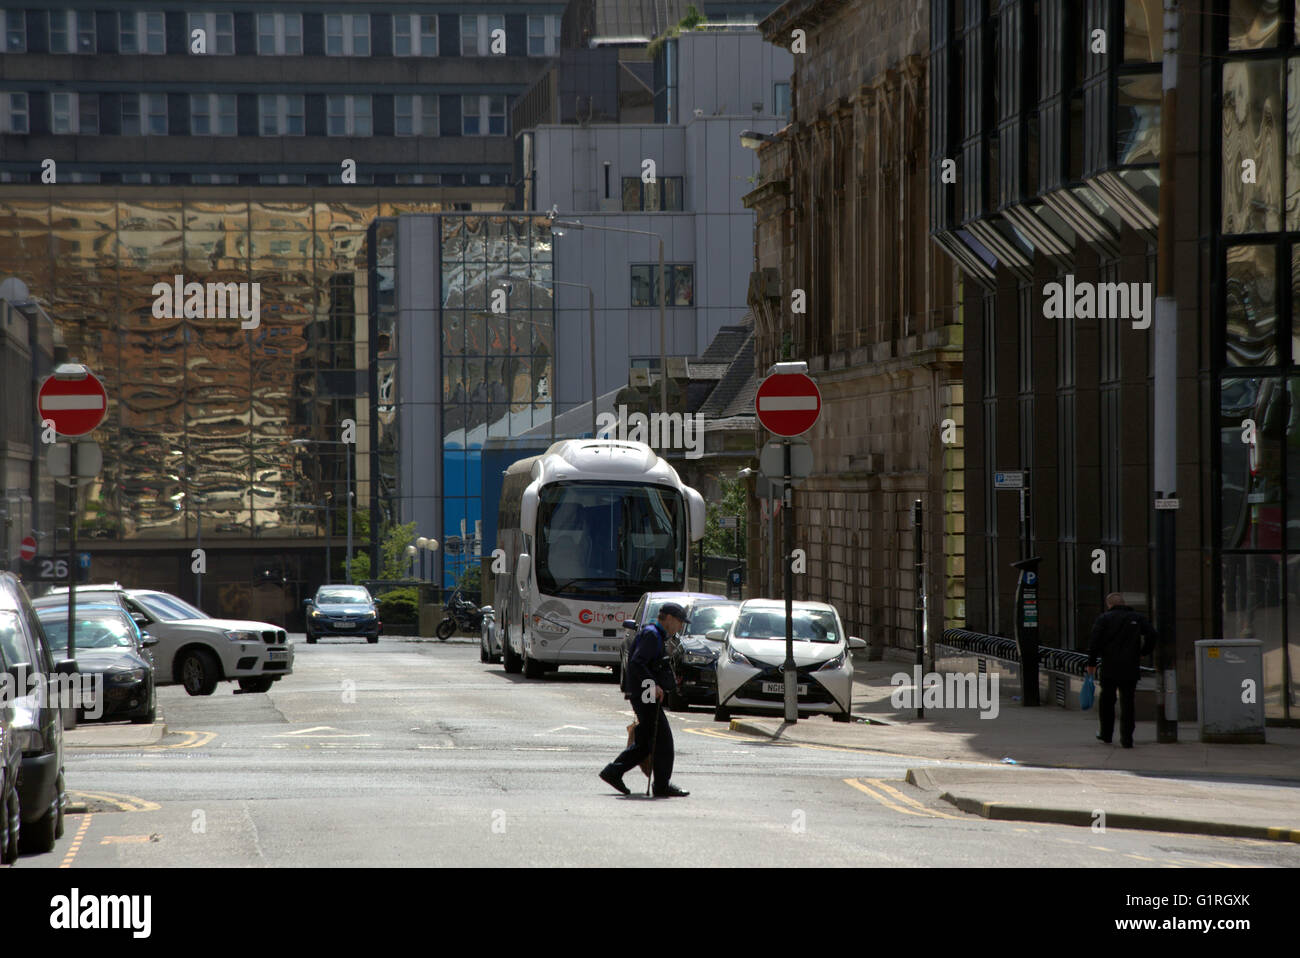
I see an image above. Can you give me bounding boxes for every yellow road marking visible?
[862,778,968,820]
[59,813,92,868]
[162,730,217,749]
[67,790,160,813]
[100,835,153,845]
[843,778,936,817]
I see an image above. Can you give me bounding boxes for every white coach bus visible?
[494,439,706,680]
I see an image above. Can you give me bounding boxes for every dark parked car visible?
[664,599,740,709]
[0,572,71,855]
[304,585,380,644]
[0,666,19,864]
[34,603,157,724]
[618,591,726,695]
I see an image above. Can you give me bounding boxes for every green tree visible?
[344,520,417,582]
[703,476,747,558]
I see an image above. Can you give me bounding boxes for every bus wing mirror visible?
[516,554,532,589]
[520,482,540,534]
[684,487,706,543]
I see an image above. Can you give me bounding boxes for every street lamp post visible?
[499,275,598,438]
[552,218,669,423]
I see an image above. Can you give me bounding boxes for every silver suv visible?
[39,585,292,696]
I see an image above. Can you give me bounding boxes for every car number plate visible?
[762,681,807,695]
[268,650,288,661]
[333,621,355,629]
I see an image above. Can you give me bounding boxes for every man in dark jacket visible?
[1086,593,1157,748]
[599,603,690,798]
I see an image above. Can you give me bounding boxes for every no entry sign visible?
[755,372,822,437]
[37,370,107,438]
[19,536,37,562]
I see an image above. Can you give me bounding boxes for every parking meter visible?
[1011,556,1041,706]
[728,566,744,600]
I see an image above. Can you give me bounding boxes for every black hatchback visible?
[35,604,157,724]
[304,585,380,643]
[0,572,73,856]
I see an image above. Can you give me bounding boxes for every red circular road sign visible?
[19,536,37,562]
[755,372,822,437]
[37,371,107,438]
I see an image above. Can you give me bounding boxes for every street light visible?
[738,129,775,150]
[291,435,355,583]
[552,217,670,425]
[405,543,418,580]
[416,536,429,581]
[498,275,598,438]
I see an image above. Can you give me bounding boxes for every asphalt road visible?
[16,636,1300,868]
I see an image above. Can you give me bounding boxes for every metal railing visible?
[938,628,1155,679]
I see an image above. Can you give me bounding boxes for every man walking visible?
[600,602,690,798]
[1086,592,1157,748]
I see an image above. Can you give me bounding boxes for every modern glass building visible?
[0,187,446,622]
[370,213,555,589]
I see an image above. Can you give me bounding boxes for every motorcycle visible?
[437,590,484,640]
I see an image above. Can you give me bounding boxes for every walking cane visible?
[646,694,662,796]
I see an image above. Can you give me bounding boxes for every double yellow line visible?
[843,777,967,820]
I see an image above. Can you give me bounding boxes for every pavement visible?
[729,657,1300,843]
[63,711,166,749]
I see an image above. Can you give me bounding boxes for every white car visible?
[712,599,864,723]
[39,584,293,696]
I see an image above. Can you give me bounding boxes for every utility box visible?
[1194,639,1266,744]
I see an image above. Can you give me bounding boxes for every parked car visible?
[713,599,866,723]
[303,585,380,644]
[0,657,20,864]
[33,602,157,724]
[42,584,292,695]
[618,591,726,692]
[664,599,740,709]
[480,605,500,663]
[0,572,71,856]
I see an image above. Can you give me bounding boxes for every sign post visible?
[755,364,822,724]
[38,365,107,719]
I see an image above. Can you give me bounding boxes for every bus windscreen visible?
[535,483,686,600]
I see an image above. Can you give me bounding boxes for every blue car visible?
[304,585,380,644]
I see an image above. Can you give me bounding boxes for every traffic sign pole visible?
[65,442,78,729]
[783,439,797,724]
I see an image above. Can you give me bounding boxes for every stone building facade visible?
[744,0,963,654]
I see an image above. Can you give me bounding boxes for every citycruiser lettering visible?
[151,275,261,329]
[889,667,1000,719]
[578,609,623,625]
[1041,275,1152,329]
[49,889,152,939]
[596,406,703,459]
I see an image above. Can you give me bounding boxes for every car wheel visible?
[179,648,220,696]
[436,618,457,640]
[54,772,66,840]
[832,711,851,723]
[21,794,57,855]
[713,706,731,723]
[522,644,545,679]
[612,662,622,686]
[502,631,523,674]
[238,677,275,694]
[480,630,490,662]
[1,786,19,865]
[367,633,379,644]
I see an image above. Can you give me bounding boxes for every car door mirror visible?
[706,629,726,641]
[131,612,150,627]
[623,619,637,631]
[140,633,159,648]
[848,636,866,650]
[515,554,532,589]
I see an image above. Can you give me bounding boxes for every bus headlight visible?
[532,613,569,636]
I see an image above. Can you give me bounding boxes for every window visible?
[462,95,479,134]
[259,94,305,136]
[774,82,790,117]
[394,172,442,184]
[527,15,560,56]
[78,94,98,134]
[460,95,505,135]
[120,11,165,54]
[51,92,77,134]
[3,9,26,52]
[120,172,171,184]
[461,14,504,56]
[257,13,302,55]
[48,11,77,52]
[259,173,307,184]
[191,94,237,135]
[326,94,372,136]
[394,14,437,56]
[326,14,370,56]
[620,176,685,211]
[1,92,28,133]
[630,265,694,307]
[190,173,238,184]
[122,93,167,135]
[188,13,234,54]
[395,94,439,136]
[76,10,95,52]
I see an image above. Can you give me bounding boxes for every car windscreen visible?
[37,611,137,652]
[732,609,840,643]
[134,592,206,621]
[685,602,739,638]
[317,588,371,605]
